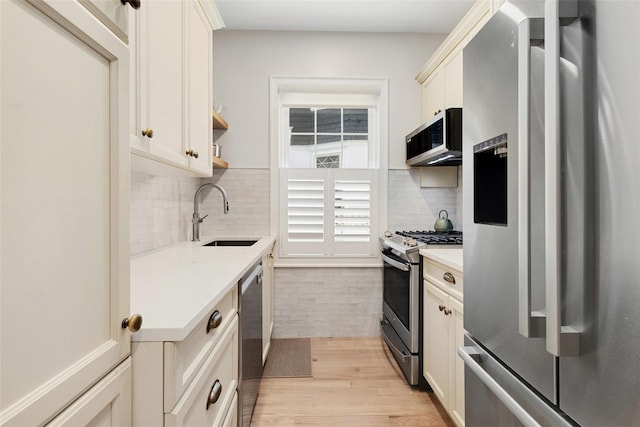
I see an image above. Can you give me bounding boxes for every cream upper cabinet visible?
[421,71,445,121]
[1,0,133,425]
[443,51,463,110]
[416,0,491,122]
[130,0,214,177]
[79,0,131,43]
[185,0,214,175]
[420,51,463,122]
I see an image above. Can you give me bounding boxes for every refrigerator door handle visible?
[458,346,542,427]
[544,0,580,357]
[518,17,546,339]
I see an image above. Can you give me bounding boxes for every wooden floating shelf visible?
[212,110,228,130]
[212,156,228,169]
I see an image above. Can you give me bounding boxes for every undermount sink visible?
[202,239,258,247]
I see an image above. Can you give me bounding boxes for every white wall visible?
[212,30,445,169]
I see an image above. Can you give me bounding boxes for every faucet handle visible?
[198,214,208,223]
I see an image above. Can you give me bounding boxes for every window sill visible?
[274,256,382,268]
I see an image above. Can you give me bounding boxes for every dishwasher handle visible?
[241,263,263,295]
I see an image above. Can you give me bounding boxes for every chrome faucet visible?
[192,183,229,241]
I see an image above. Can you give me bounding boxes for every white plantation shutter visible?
[280,169,377,257]
[332,170,377,255]
[287,179,324,242]
[280,169,326,255]
[334,180,370,242]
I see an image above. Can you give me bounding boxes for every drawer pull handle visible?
[206,310,222,333]
[206,380,222,410]
[443,272,456,285]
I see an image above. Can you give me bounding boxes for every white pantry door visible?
[0,0,131,426]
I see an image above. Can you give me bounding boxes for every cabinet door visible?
[1,1,131,425]
[185,0,213,176]
[423,282,450,408]
[129,5,146,153]
[144,0,187,167]
[78,0,129,43]
[449,297,465,427]
[46,359,132,427]
[421,71,445,122]
[444,51,463,109]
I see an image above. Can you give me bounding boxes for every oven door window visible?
[382,250,411,330]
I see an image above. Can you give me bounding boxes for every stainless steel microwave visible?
[405,108,462,166]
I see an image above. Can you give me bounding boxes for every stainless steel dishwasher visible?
[238,262,263,427]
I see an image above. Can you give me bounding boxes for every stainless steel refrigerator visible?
[461,0,640,425]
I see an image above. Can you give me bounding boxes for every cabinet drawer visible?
[164,286,238,410]
[221,392,238,427]
[165,316,239,427]
[424,258,463,301]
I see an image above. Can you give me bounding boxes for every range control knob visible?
[384,231,393,238]
[406,239,418,247]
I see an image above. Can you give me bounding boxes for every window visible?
[270,78,388,266]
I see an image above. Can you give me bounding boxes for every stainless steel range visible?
[380,230,462,385]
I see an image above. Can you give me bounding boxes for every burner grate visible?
[395,230,462,245]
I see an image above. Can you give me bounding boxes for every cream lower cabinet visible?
[423,256,465,427]
[132,286,239,427]
[130,0,216,177]
[1,1,132,425]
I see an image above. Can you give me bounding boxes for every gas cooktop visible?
[395,230,463,245]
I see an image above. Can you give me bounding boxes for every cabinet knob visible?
[141,128,154,138]
[193,151,199,159]
[206,310,222,333]
[444,308,452,316]
[443,272,456,285]
[438,304,445,312]
[185,149,193,157]
[120,0,141,10]
[121,314,143,332]
[206,380,222,410]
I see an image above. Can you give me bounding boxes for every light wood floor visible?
[251,337,455,427]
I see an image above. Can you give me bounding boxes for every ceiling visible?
[215,0,476,34]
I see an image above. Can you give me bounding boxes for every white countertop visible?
[130,235,276,342]
[419,247,463,272]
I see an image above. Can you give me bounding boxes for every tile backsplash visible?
[388,167,462,232]
[198,168,270,238]
[130,173,200,255]
[130,169,270,255]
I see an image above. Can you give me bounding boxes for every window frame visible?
[269,77,388,267]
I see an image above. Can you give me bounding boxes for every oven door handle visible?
[381,253,410,271]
